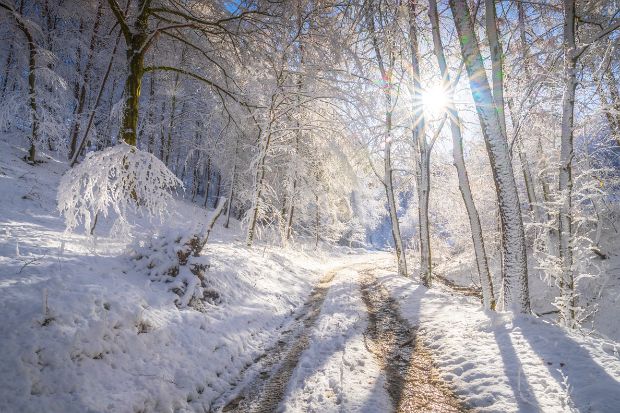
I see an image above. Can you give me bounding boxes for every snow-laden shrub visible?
[129,231,221,311]
[58,143,182,233]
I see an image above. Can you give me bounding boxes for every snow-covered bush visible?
[58,143,182,233]
[129,231,221,311]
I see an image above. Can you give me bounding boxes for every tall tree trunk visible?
[159,100,167,159]
[71,25,122,165]
[1,40,14,99]
[203,157,211,207]
[558,0,578,325]
[315,193,320,248]
[602,65,620,146]
[25,20,38,163]
[109,0,150,147]
[144,73,156,153]
[513,1,545,222]
[408,0,431,287]
[120,47,145,146]
[69,1,103,160]
[449,0,530,313]
[507,100,541,219]
[384,101,408,277]
[485,0,507,137]
[164,64,183,164]
[284,127,300,242]
[429,0,495,309]
[246,112,272,246]
[213,171,221,208]
[224,135,239,229]
[1,3,40,163]
[366,1,407,277]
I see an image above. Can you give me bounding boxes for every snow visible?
[0,142,344,412]
[280,266,392,412]
[376,261,620,413]
[1,141,620,412]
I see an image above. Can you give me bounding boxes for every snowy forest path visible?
[359,268,467,412]
[217,266,341,412]
[215,258,467,412]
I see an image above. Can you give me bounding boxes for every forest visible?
[1,0,620,412]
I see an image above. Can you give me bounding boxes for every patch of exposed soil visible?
[359,270,467,413]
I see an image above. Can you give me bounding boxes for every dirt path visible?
[217,264,467,413]
[359,269,467,412]
[219,270,337,413]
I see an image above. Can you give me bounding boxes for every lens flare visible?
[421,84,449,116]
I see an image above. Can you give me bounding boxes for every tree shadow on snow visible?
[518,317,620,412]
[491,322,541,412]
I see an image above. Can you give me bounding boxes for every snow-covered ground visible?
[377,262,620,413]
[0,142,350,412]
[2,141,620,413]
[280,266,392,412]
[434,244,620,343]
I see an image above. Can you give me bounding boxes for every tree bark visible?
[69,1,103,160]
[429,0,495,309]
[366,0,407,277]
[71,28,122,164]
[449,0,530,313]
[246,110,272,247]
[1,40,14,99]
[203,157,211,207]
[558,0,578,325]
[1,3,40,163]
[224,135,239,229]
[408,0,431,286]
[484,0,507,137]
[108,0,151,147]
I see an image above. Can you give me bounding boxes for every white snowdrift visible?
[0,142,338,412]
[377,265,620,413]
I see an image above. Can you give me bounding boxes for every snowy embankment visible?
[376,265,620,413]
[0,143,342,412]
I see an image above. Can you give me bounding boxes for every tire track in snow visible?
[359,269,468,413]
[219,269,337,413]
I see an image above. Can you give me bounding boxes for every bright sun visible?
[421,84,449,116]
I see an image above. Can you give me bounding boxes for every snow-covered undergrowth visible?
[432,246,620,342]
[0,142,342,412]
[129,231,219,311]
[377,264,620,413]
[58,143,182,233]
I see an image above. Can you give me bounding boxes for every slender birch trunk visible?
[315,192,320,248]
[285,132,299,242]
[366,1,407,277]
[224,134,239,229]
[69,1,103,160]
[0,41,14,99]
[449,0,530,313]
[558,0,578,325]
[202,157,211,207]
[246,106,272,247]
[408,0,431,286]
[0,3,40,163]
[484,0,507,136]
[429,0,495,309]
[70,27,122,165]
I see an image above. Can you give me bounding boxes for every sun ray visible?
[421,84,450,116]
